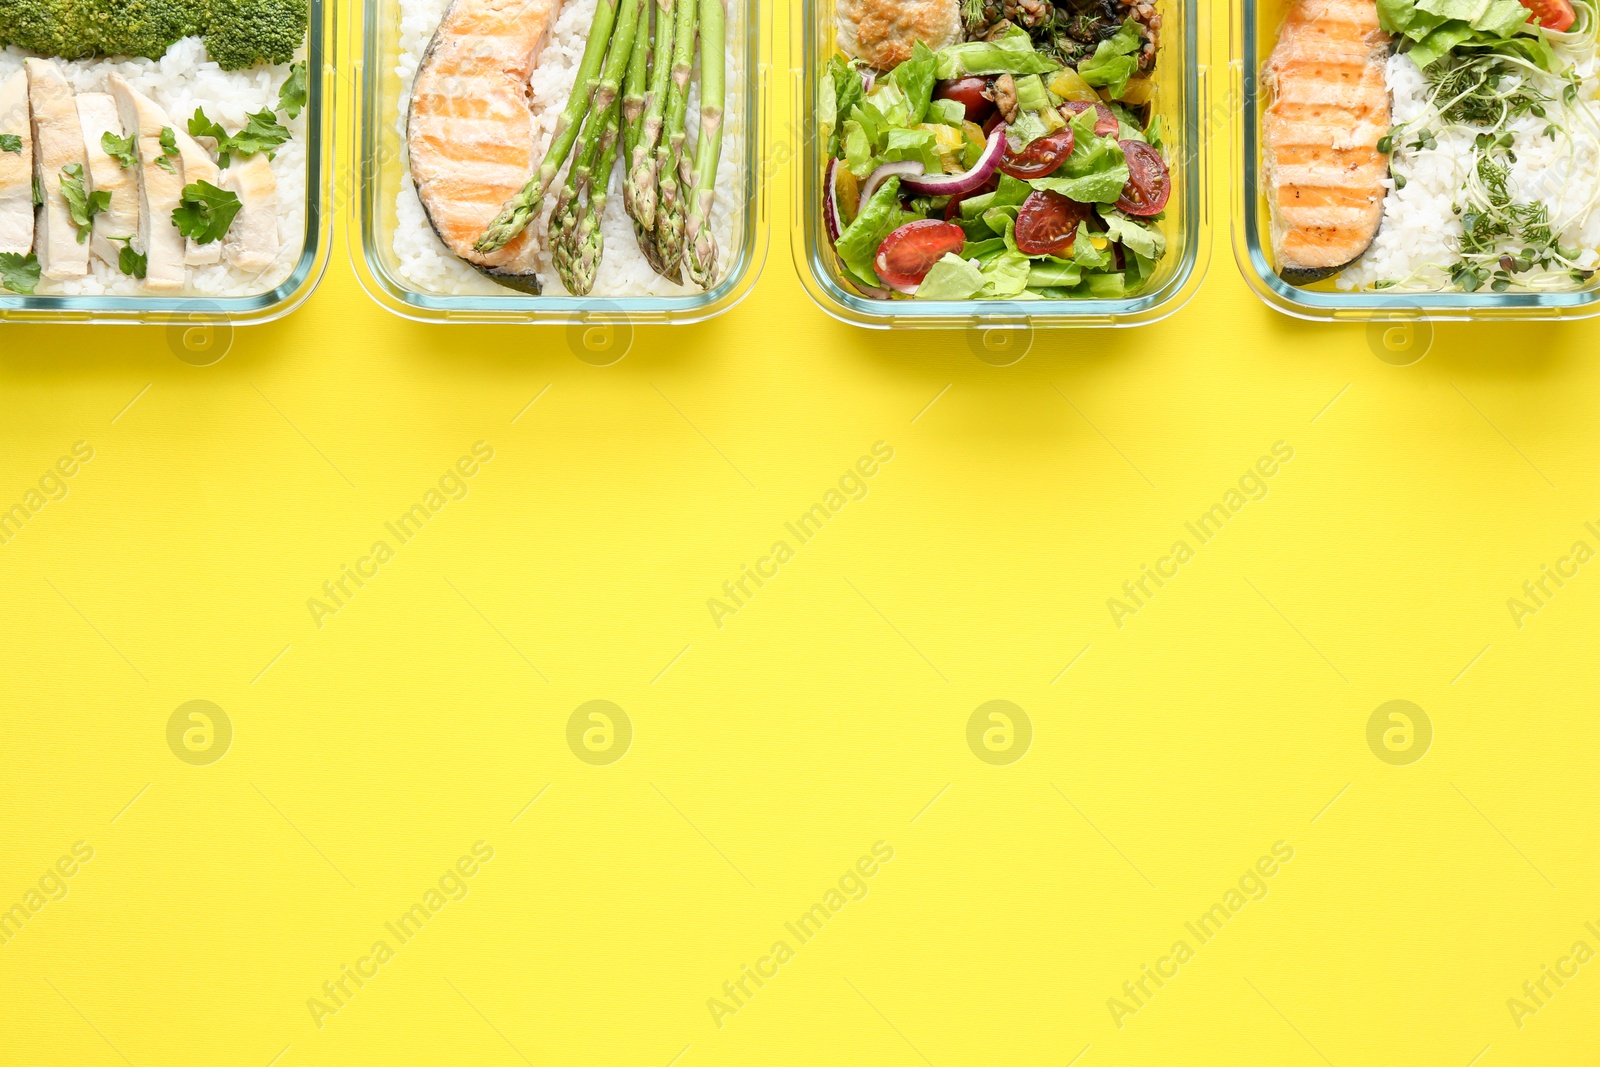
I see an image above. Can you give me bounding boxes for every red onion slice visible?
[901,127,1007,198]
[825,157,842,243]
[859,160,924,208]
[849,278,893,300]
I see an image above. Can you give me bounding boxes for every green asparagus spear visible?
[684,0,724,289]
[550,107,605,286]
[621,0,650,219]
[653,0,697,275]
[628,0,675,231]
[567,98,624,295]
[473,0,621,254]
[555,0,640,289]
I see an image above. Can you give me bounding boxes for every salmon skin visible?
[1263,0,1391,284]
[407,0,565,293]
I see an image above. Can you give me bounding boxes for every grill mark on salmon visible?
[1263,0,1392,283]
[407,0,566,293]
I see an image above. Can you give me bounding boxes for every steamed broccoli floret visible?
[203,0,307,69]
[94,0,213,58]
[0,0,303,67]
[0,0,99,59]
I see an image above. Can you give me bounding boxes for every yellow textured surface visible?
[2,10,1598,1067]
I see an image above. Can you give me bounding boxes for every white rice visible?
[1339,50,1600,290]
[0,38,306,297]
[391,0,744,296]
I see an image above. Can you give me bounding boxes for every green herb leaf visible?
[156,126,181,173]
[171,180,242,244]
[106,235,147,278]
[0,134,20,154]
[188,106,231,165]
[0,251,40,294]
[226,108,291,161]
[102,129,137,169]
[277,60,309,120]
[60,163,111,243]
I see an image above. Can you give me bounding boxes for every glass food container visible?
[0,0,336,326]
[349,0,768,324]
[1232,0,1600,320]
[791,0,1210,329]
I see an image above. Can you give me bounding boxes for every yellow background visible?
[3,8,1599,1066]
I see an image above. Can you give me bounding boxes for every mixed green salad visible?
[818,24,1171,301]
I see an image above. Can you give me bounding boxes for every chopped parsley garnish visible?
[156,126,180,173]
[188,106,289,168]
[0,252,41,294]
[171,180,241,244]
[277,61,308,120]
[107,235,147,279]
[102,130,137,169]
[0,134,20,154]
[60,163,111,244]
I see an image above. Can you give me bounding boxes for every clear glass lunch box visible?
[348,0,767,324]
[0,0,335,326]
[1231,0,1600,319]
[791,0,1210,329]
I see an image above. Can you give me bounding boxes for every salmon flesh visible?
[1263,0,1392,284]
[407,0,565,293]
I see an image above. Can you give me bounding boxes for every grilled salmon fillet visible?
[407,0,564,293]
[1263,0,1391,282]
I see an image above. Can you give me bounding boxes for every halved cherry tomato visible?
[875,219,969,291]
[1116,139,1171,217]
[1518,0,1575,29]
[1014,190,1090,256]
[999,128,1075,179]
[934,76,996,124]
[1059,100,1120,137]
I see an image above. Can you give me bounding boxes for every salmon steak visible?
[1263,0,1391,283]
[407,0,566,293]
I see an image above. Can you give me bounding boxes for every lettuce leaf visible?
[1100,210,1166,260]
[882,126,941,172]
[1024,259,1082,288]
[979,249,1031,297]
[834,175,903,284]
[926,98,967,126]
[914,253,986,299]
[843,120,875,178]
[1076,19,1143,97]
[1031,107,1129,203]
[934,28,1063,78]
[891,41,938,125]
[1379,0,1539,67]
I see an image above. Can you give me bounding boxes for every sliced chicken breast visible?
[406,0,565,292]
[172,127,221,266]
[26,59,90,279]
[0,69,32,256]
[75,92,140,268]
[1263,0,1391,283]
[220,151,279,273]
[108,73,185,292]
